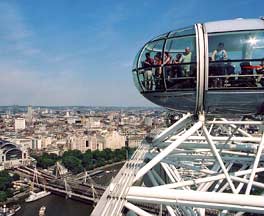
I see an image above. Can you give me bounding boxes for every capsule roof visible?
[149,18,264,42]
[204,18,264,33]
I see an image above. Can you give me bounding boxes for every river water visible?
[16,163,123,216]
[16,195,93,216]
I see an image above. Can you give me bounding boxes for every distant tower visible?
[27,105,33,123]
[65,111,70,117]
[144,117,153,127]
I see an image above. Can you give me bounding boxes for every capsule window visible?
[168,26,195,38]
[164,36,197,90]
[132,49,141,70]
[137,40,165,91]
[132,70,142,92]
[208,30,264,89]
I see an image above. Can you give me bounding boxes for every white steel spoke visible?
[245,132,264,195]
[153,113,192,144]
[134,121,202,182]
[203,126,237,193]
[124,202,153,216]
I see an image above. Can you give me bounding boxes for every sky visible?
[0,0,263,106]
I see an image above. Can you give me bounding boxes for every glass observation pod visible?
[132,18,264,115]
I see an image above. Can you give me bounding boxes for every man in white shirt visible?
[180,47,192,77]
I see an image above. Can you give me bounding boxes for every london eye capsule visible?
[132,18,264,115]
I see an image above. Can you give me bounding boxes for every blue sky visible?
[0,0,263,106]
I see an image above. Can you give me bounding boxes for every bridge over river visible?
[14,164,167,215]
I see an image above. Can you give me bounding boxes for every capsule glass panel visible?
[137,40,165,91]
[132,49,142,70]
[168,26,195,38]
[208,30,264,89]
[132,70,142,92]
[151,32,169,41]
[164,35,197,90]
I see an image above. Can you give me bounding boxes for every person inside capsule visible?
[167,53,182,88]
[211,42,228,87]
[212,42,228,61]
[180,47,192,77]
[142,52,154,90]
[163,51,172,88]
[154,52,163,90]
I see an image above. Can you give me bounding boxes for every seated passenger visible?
[142,52,154,90]
[180,47,192,77]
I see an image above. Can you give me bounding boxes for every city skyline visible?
[0,0,263,106]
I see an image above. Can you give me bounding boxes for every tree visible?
[0,171,15,202]
[0,171,12,191]
[0,191,7,202]
[82,151,93,170]
[104,148,113,161]
[62,156,83,174]
[31,153,59,169]
[37,156,56,169]
[92,150,101,160]
[113,148,126,161]
[63,150,83,160]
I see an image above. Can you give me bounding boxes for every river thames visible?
[16,163,123,216]
[16,195,93,216]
